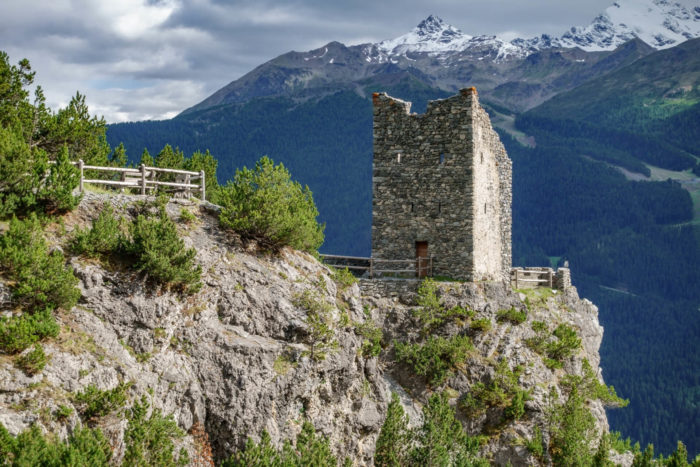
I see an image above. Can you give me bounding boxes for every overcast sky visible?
[0,0,688,123]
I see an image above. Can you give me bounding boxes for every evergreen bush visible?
[292,290,338,361]
[123,396,189,467]
[218,156,324,252]
[74,382,132,420]
[0,423,111,466]
[126,211,202,293]
[375,393,411,466]
[223,420,340,466]
[395,335,472,386]
[0,308,59,354]
[411,392,487,466]
[71,205,124,258]
[15,343,48,375]
[37,145,82,214]
[496,307,527,325]
[0,214,80,311]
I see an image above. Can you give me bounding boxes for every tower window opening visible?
[397,153,402,163]
[480,153,484,164]
[439,153,445,164]
[484,203,487,214]
[438,201,441,213]
[411,202,414,213]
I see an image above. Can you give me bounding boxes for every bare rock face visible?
[0,194,622,465]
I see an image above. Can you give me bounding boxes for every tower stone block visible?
[371,88,512,281]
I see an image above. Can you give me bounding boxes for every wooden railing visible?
[510,267,571,290]
[320,254,433,279]
[69,160,205,199]
[511,267,554,288]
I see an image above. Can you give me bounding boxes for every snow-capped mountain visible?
[369,15,529,62]
[530,0,700,51]
[182,0,698,115]
[368,0,699,63]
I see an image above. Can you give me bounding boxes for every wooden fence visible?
[69,160,205,199]
[510,267,555,289]
[320,254,433,279]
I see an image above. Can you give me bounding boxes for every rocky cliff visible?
[0,195,626,465]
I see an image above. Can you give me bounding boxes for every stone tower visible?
[371,87,512,282]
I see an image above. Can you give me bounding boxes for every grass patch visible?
[496,307,527,325]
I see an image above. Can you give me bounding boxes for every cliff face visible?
[0,195,622,465]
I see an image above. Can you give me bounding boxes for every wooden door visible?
[416,241,428,278]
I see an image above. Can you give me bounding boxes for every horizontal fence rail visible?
[320,255,433,279]
[510,267,571,290]
[54,160,205,199]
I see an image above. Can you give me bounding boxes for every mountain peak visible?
[415,15,448,34]
[377,15,472,55]
[549,0,700,51]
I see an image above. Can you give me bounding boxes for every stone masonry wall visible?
[371,88,512,281]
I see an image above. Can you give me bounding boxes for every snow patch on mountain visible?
[370,15,529,63]
[540,0,700,51]
[367,0,699,64]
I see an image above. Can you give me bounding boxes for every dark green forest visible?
[108,73,700,455]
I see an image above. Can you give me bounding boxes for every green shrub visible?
[74,381,131,419]
[548,324,582,360]
[123,396,189,467]
[0,308,60,354]
[526,321,582,365]
[218,156,324,252]
[413,278,473,333]
[0,214,80,311]
[37,145,82,214]
[55,404,74,420]
[547,360,628,466]
[606,431,634,454]
[184,150,219,202]
[331,266,357,291]
[0,423,111,466]
[0,125,45,218]
[126,211,202,293]
[504,388,531,421]
[471,318,492,332]
[71,205,123,257]
[395,335,472,386]
[375,393,412,467]
[15,343,48,375]
[355,319,383,358]
[496,307,527,325]
[562,359,628,408]
[460,359,530,420]
[524,426,545,460]
[547,385,598,466]
[292,290,338,361]
[223,420,339,466]
[179,207,197,225]
[411,392,488,467]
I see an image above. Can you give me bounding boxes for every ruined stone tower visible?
[371,87,512,282]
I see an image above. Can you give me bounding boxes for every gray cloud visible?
[1,0,688,123]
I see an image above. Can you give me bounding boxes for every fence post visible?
[514,269,519,289]
[199,170,206,200]
[548,269,553,288]
[78,159,84,192]
[140,164,146,195]
[369,258,374,279]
